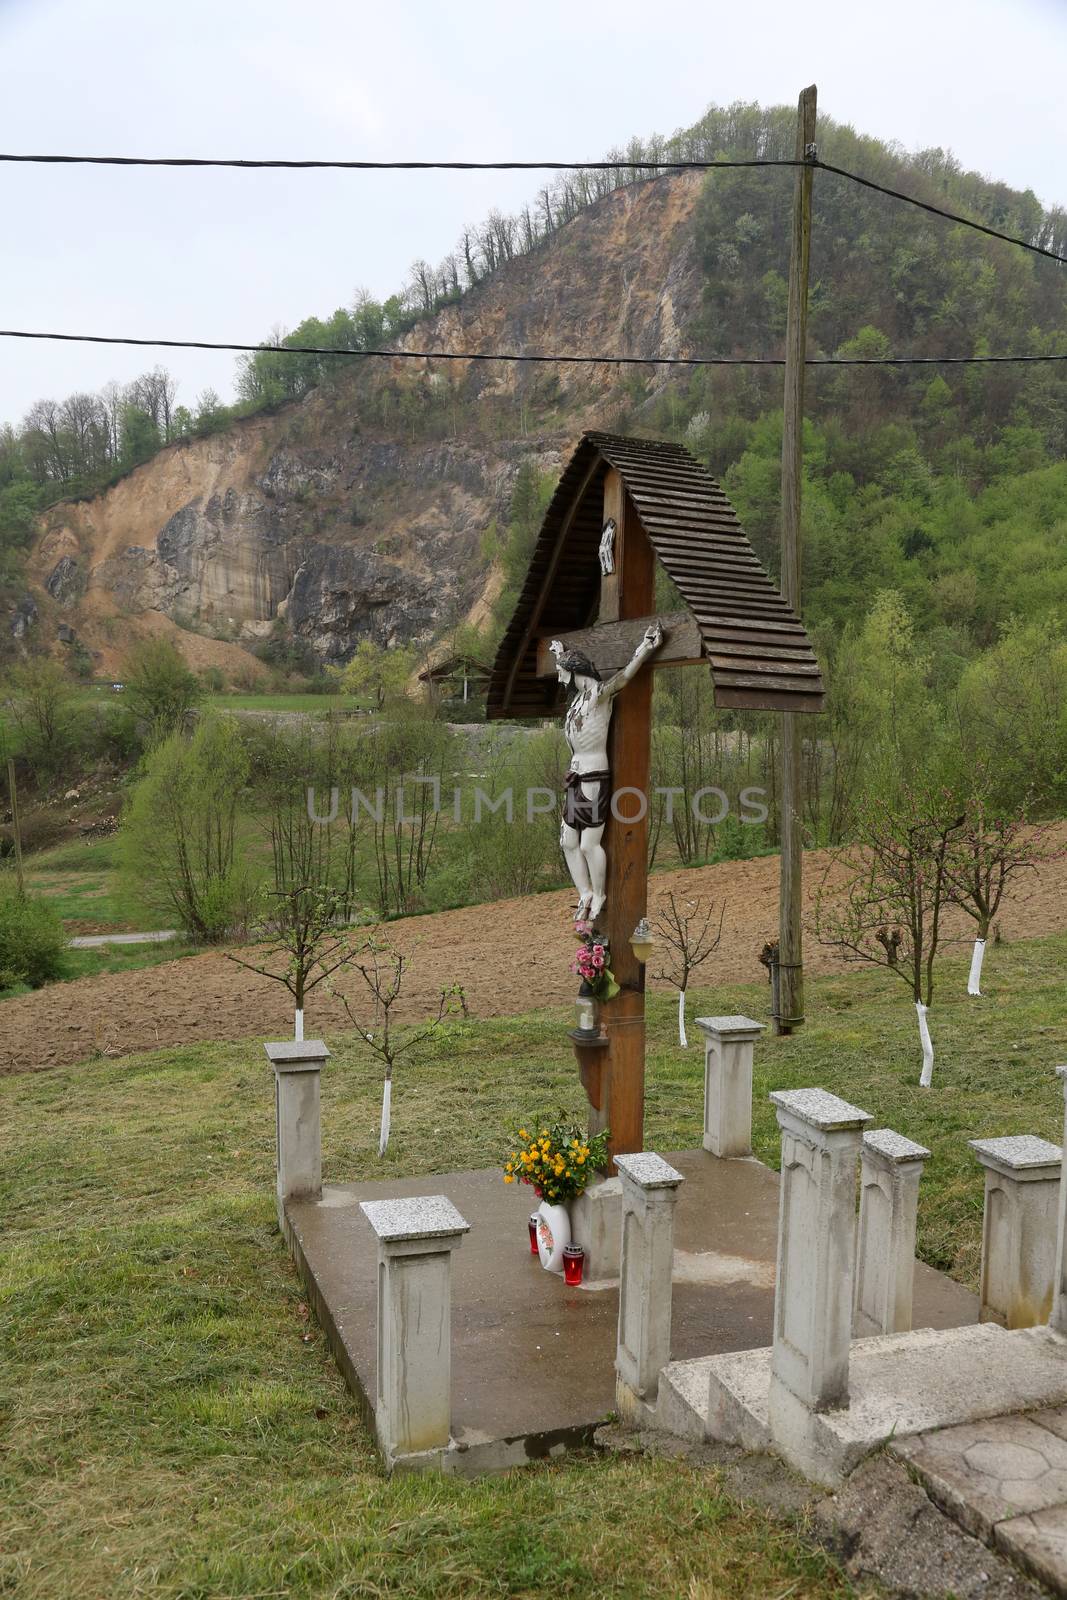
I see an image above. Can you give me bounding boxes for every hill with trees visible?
[2,99,1066,714]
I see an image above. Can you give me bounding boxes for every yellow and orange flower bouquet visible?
[503,1117,610,1205]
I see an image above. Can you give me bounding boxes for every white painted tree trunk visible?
[378,1077,392,1156]
[678,986,688,1049]
[916,1001,934,1087]
[967,938,987,997]
[295,1008,304,1042]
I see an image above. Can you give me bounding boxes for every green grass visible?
[0,838,199,993]
[2,934,1065,1597]
[60,938,201,983]
[206,692,370,714]
[19,835,158,933]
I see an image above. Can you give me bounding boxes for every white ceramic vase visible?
[536,1200,571,1272]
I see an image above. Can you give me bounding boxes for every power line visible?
[1,327,1065,365]
[0,152,801,171]
[2,148,1065,266]
[815,160,1067,268]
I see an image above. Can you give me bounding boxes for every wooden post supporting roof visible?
[777,84,817,1037]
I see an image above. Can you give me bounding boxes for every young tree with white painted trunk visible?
[943,791,1061,997]
[338,939,467,1156]
[653,892,725,1048]
[227,884,357,1041]
[815,783,964,1086]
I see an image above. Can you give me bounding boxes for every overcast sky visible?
[1,0,1064,426]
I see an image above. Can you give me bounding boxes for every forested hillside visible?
[3,99,1067,768]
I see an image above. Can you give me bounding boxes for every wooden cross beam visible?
[535,611,703,677]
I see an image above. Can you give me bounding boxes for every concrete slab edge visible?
[282,1199,606,1477]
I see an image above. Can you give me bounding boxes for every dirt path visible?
[4,829,1067,1075]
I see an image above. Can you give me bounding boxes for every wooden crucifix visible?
[486,430,825,1169]
[535,469,700,1164]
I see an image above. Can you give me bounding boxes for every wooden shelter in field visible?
[487,431,825,720]
[418,652,492,705]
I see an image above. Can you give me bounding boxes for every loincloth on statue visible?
[562,768,611,836]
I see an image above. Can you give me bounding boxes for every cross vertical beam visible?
[777,83,817,1036]
[594,468,656,1163]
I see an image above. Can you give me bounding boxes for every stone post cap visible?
[614,1152,685,1191]
[968,1134,1062,1175]
[264,1040,331,1071]
[770,1086,872,1131]
[864,1127,931,1164]
[694,1014,765,1040]
[360,1194,470,1244]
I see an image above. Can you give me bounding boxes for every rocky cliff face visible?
[23,171,705,675]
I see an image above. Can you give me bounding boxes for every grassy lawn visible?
[0,839,199,995]
[207,692,370,714]
[2,934,1066,1597]
[22,837,142,928]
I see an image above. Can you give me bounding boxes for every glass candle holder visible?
[563,1244,585,1287]
[574,991,598,1038]
[528,1213,539,1254]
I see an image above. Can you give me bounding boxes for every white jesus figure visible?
[550,622,664,924]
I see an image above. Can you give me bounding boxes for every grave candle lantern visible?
[528,1212,539,1253]
[574,990,598,1038]
[563,1245,585,1286]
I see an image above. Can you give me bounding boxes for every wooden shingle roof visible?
[487,431,825,719]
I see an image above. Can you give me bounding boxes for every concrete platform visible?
[284,1148,977,1474]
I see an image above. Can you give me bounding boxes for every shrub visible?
[0,888,67,989]
[118,715,251,941]
[122,638,201,740]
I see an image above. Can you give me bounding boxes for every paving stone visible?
[1031,1406,1067,1445]
[896,1414,1067,1540]
[817,1456,1045,1600]
[996,1504,1067,1597]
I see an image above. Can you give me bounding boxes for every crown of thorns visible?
[553,646,602,682]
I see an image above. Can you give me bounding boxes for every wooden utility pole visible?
[7,758,25,897]
[777,83,817,1036]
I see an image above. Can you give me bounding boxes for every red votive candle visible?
[528,1213,539,1254]
[563,1245,585,1286]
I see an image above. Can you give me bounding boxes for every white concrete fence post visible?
[1051,1067,1067,1334]
[853,1129,930,1338]
[767,1088,871,1472]
[695,1014,766,1158]
[359,1195,470,1467]
[265,1039,329,1225]
[614,1152,685,1422]
[969,1135,1062,1329]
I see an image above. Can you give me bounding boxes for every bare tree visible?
[338,938,467,1155]
[653,892,725,1047]
[409,259,435,314]
[22,398,67,481]
[815,782,965,1086]
[459,226,480,287]
[126,367,177,439]
[944,789,1062,996]
[227,884,356,1040]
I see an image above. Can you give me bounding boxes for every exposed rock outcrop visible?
[21,170,705,673]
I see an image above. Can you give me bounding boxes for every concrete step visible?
[695,1323,1067,1486]
[657,1357,717,1442]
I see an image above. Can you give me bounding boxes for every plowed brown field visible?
[4,829,1066,1074]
